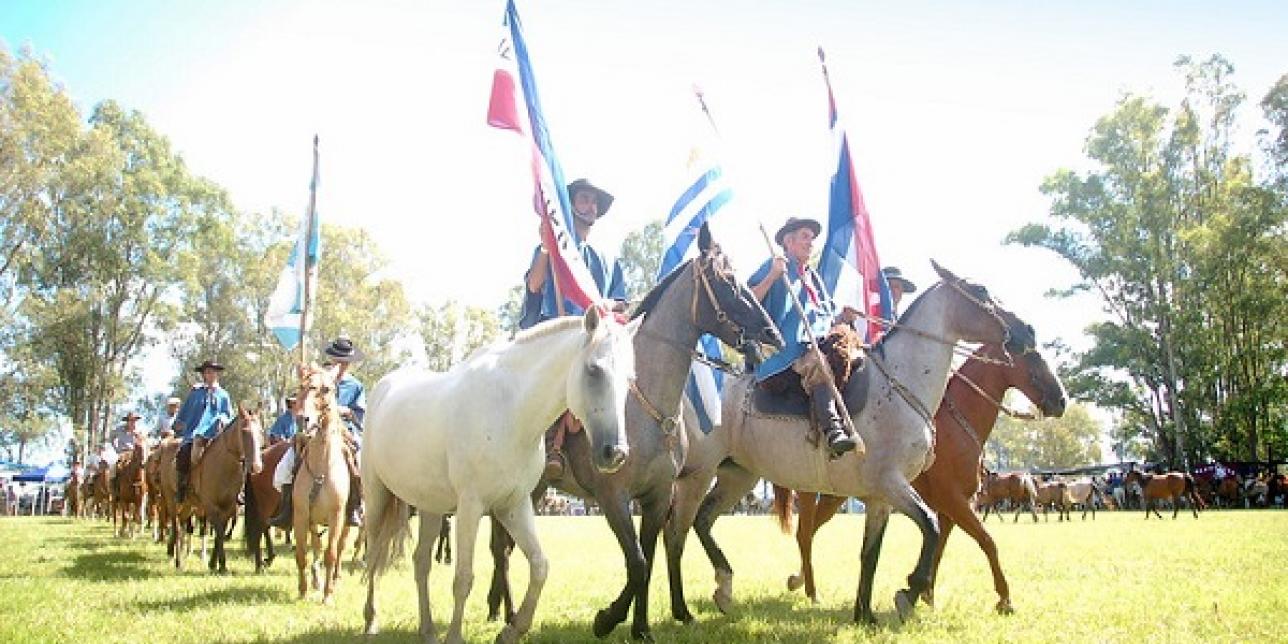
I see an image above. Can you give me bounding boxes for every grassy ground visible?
[1,509,1285,643]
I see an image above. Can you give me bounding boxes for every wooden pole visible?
[298,135,319,366]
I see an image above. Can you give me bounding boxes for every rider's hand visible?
[768,256,788,280]
[839,306,860,324]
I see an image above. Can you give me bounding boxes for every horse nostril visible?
[602,445,627,467]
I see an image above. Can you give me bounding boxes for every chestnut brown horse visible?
[243,440,291,573]
[1124,470,1203,519]
[64,470,82,518]
[113,443,148,538]
[772,327,1065,614]
[192,405,265,573]
[978,472,1041,524]
[144,446,168,542]
[1033,479,1071,522]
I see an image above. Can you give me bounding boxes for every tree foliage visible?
[986,403,1104,471]
[1008,55,1288,467]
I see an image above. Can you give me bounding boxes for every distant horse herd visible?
[59,231,1288,642]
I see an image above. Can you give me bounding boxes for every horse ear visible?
[698,221,713,254]
[931,259,959,283]
[584,305,603,335]
[625,313,645,338]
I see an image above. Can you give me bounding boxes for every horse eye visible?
[587,364,605,378]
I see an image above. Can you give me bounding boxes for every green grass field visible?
[2,509,1285,643]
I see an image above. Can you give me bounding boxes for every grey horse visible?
[486,223,782,640]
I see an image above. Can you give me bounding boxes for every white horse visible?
[1066,477,1104,520]
[362,307,641,644]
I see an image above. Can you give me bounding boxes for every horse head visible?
[692,223,784,360]
[994,316,1067,418]
[234,402,265,477]
[569,306,642,474]
[296,364,340,439]
[930,260,1023,349]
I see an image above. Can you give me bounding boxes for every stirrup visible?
[825,430,857,458]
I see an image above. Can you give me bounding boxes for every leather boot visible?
[346,475,363,527]
[176,442,192,503]
[811,384,856,458]
[269,484,293,529]
[542,422,565,482]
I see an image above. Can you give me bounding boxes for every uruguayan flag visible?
[660,118,734,433]
[265,137,321,350]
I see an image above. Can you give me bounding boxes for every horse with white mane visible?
[362,307,641,644]
[666,262,1031,625]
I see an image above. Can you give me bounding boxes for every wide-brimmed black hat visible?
[774,217,822,246]
[193,359,225,373]
[324,336,363,363]
[121,411,142,421]
[882,266,918,293]
[567,178,614,220]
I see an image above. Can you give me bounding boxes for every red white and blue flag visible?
[815,48,893,342]
[487,0,601,310]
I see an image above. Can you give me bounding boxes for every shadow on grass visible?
[138,586,293,613]
[62,550,152,581]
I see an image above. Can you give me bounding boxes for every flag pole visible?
[298,135,319,367]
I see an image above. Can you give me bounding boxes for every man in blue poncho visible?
[173,359,233,502]
[749,217,858,458]
[518,177,627,481]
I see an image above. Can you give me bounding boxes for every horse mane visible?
[873,281,941,350]
[631,257,693,321]
[511,316,584,344]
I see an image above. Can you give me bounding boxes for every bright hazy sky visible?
[3,1,1286,452]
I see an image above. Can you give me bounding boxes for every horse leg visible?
[322,514,346,605]
[591,491,643,639]
[293,505,311,599]
[953,501,1012,614]
[695,463,759,615]
[628,492,671,641]
[803,494,846,603]
[492,497,549,644]
[885,483,940,622]
[209,515,223,573]
[445,501,483,644]
[854,503,891,624]
[410,511,444,642]
[663,463,718,625]
[923,514,954,607]
[486,517,517,624]
[787,492,816,596]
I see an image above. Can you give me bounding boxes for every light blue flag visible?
[659,101,734,433]
[265,137,321,350]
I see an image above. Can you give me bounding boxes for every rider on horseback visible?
[749,217,859,458]
[270,337,367,528]
[518,178,627,482]
[173,359,233,503]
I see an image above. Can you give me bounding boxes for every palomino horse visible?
[291,365,351,603]
[113,442,148,538]
[1066,477,1105,520]
[243,440,291,573]
[979,472,1040,523]
[191,405,265,572]
[771,327,1066,613]
[362,308,641,644]
[1123,470,1203,519]
[669,262,1028,624]
[1033,479,1071,522]
[486,225,782,640]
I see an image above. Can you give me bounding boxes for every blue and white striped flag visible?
[265,137,321,350]
[659,90,735,433]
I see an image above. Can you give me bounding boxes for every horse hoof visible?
[494,625,519,644]
[713,569,734,614]
[787,574,803,592]
[673,610,696,626]
[322,595,335,606]
[630,627,654,641]
[996,599,1014,615]
[593,609,620,638]
[894,590,915,622]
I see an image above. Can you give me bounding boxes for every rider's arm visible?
[750,257,786,302]
[526,245,549,294]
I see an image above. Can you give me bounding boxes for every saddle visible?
[749,326,871,420]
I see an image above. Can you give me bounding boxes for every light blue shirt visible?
[336,372,366,436]
[268,410,296,441]
[749,258,837,381]
[174,384,233,443]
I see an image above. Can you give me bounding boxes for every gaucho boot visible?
[542,421,566,482]
[269,451,303,529]
[176,442,192,503]
[811,384,857,458]
[346,474,363,527]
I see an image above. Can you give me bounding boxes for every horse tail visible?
[362,480,410,585]
[1022,474,1038,503]
[771,485,794,535]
